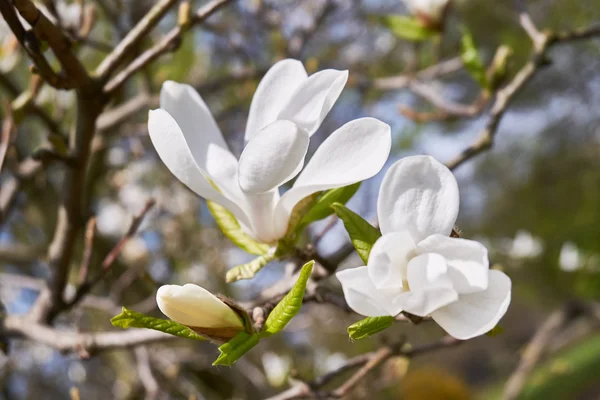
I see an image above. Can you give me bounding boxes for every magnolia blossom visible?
[337,155,511,340]
[558,242,581,272]
[148,59,391,243]
[157,284,244,330]
[0,18,19,72]
[403,0,450,24]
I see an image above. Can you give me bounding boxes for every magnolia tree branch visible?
[103,0,234,95]
[445,20,600,170]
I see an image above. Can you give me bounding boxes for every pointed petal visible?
[336,267,395,317]
[278,69,348,136]
[156,284,244,329]
[418,234,489,294]
[148,109,251,228]
[160,81,239,193]
[245,59,308,141]
[390,253,458,317]
[377,155,459,241]
[238,121,309,194]
[431,270,512,340]
[367,232,417,290]
[273,117,391,237]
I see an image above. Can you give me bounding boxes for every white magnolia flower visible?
[0,18,19,72]
[336,155,512,340]
[559,242,581,272]
[508,230,543,259]
[148,59,391,243]
[404,0,450,24]
[157,284,244,330]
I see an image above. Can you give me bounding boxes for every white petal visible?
[418,234,489,294]
[367,232,417,290]
[277,69,348,135]
[148,109,251,228]
[431,270,512,340]
[391,253,458,316]
[245,59,308,141]
[156,284,244,329]
[159,81,239,193]
[238,121,309,194]
[377,155,459,241]
[336,267,394,317]
[273,117,391,237]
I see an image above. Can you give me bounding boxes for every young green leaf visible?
[213,331,260,366]
[207,200,271,256]
[111,307,207,341]
[225,251,277,283]
[297,182,361,231]
[261,261,314,337]
[348,316,395,340]
[330,203,381,264]
[383,15,437,41]
[485,324,504,337]
[460,27,488,89]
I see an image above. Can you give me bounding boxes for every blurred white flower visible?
[337,155,512,340]
[404,0,450,25]
[559,242,581,272]
[96,201,128,236]
[508,230,543,259]
[261,352,292,387]
[157,284,244,330]
[148,59,391,243]
[0,18,20,72]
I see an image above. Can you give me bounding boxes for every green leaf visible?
[383,15,437,42]
[297,183,361,231]
[348,316,395,340]
[486,324,504,337]
[111,307,207,341]
[261,261,314,337]
[207,200,271,256]
[284,192,322,241]
[331,203,381,264]
[460,27,488,89]
[226,252,276,283]
[213,331,260,366]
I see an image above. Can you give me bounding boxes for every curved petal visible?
[157,284,244,329]
[273,117,391,237]
[391,253,458,317]
[336,267,397,317]
[148,109,251,228]
[377,155,459,241]
[277,69,348,135]
[367,232,417,290]
[431,270,512,340]
[159,81,239,195]
[245,59,308,141]
[238,121,309,194]
[418,234,489,294]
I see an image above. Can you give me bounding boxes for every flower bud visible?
[157,284,244,339]
[404,0,451,28]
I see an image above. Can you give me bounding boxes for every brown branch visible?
[445,23,600,171]
[94,0,179,79]
[0,102,14,175]
[286,0,336,58]
[372,57,463,91]
[502,302,586,400]
[1,314,175,355]
[103,0,234,95]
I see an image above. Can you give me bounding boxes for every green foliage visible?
[111,307,206,341]
[297,183,361,232]
[460,27,489,89]
[486,325,504,337]
[213,332,260,366]
[225,252,276,283]
[331,203,381,264]
[207,200,271,256]
[261,261,314,337]
[383,15,437,41]
[348,316,395,340]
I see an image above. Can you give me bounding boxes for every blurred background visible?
[1,0,599,399]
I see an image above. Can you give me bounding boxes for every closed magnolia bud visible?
[404,0,451,28]
[157,284,244,338]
